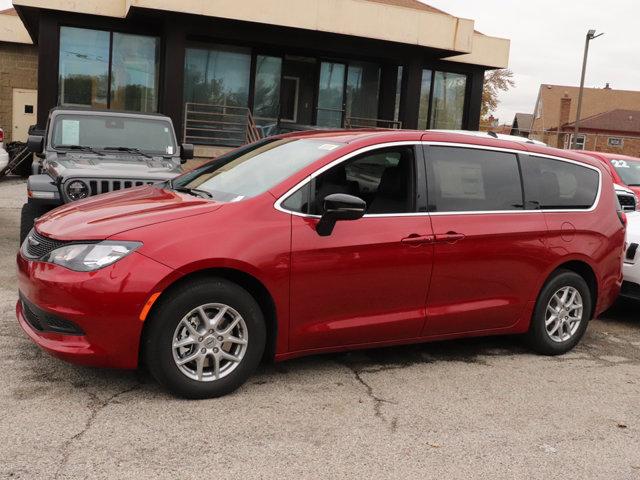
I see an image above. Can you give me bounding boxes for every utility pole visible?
[572,29,604,149]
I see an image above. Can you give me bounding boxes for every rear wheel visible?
[526,269,591,355]
[20,203,51,244]
[143,278,266,399]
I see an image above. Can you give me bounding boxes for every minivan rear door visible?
[420,143,551,336]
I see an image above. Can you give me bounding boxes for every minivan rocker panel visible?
[17,130,625,398]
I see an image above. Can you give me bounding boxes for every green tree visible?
[481,69,515,120]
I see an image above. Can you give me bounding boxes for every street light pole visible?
[572,29,604,149]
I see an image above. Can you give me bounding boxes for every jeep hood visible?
[46,152,181,180]
[35,185,223,240]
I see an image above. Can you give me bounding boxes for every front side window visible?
[611,158,640,187]
[51,114,177,155]
[426,147,523,212]
[309,146,416,215]
[174,139,343,202]
[522,156,599,209]
[58,27,159,112]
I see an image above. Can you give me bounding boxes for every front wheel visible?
[526,269,592,355]
[143,278,266,399]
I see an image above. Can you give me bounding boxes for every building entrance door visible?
[12,89,37,142]
[316,61,347,128]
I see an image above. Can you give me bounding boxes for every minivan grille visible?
[23,229,69,259]
[20,293,84,335]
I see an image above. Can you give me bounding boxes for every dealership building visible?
[12,0,509,149]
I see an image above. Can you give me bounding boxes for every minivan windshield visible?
[51,114,177,156]
[611,158,640,186]
[172,138,343,202]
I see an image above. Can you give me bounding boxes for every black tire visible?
[143,278,266,399]
[526,269,592,355]
[20,203,51,244]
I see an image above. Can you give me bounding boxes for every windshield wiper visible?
[56,145,104,156]
[103,146,152,158]
[173,186,212,199]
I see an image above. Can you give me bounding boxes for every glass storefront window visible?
[316,62,346,128]
[417,69,432,129]
[58,27,110,108]
[58,27,159,112]
[253,55,282,124]
[110,33,160,112]
[346,61,380,120]
[184,46,251,107]
[430,71,467,130]
[394,66,403,123]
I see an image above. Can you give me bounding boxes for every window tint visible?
[426,147,523,212]
[282,182,311,214]
[311,146,416,215]
[522,156,599,209]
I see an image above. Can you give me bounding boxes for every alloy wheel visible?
[172,303,248,382]
[545,286,583,343]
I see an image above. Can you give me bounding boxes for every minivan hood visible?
[35,185,222,241]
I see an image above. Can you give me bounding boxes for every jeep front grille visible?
[64,178,158,200]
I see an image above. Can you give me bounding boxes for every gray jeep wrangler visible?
[21,108,193,242]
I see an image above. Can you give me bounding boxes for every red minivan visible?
[17,130,625,398]
[583,151,640,199]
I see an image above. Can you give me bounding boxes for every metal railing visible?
[183,103,262,147]
[345,116,402,129]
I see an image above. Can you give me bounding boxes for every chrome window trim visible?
[273,141,603,218]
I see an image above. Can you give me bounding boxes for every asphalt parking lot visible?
[1,176,639,479]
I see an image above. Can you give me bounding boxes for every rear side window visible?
[522,156,599,210]
[426,146,523,212]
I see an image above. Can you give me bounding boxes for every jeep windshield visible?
[50,114,177,156]
[171,138,344,202]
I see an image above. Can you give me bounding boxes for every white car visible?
[623,211,640,300]
[0,127,9,171]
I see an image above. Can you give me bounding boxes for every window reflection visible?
[58,27,109,108]
[253,55,282,124]
[346,61,380,121]
[430,71,467,130]
[417,69,432,129]
[184,46,251,107]
[111,33,160,112]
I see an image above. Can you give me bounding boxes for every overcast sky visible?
[427,0,640,124]
[3,0,639,125]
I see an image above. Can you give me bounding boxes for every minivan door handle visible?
[434,231,466,244]
[401,234,435,246]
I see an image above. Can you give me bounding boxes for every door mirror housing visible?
[180,143,194,163]
[27,134,44,154]
[316,193,367,236]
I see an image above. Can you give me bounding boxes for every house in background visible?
[12,0,510,153]
[0,8,38,143]
[510,113,532,138]
[529,83,640,152]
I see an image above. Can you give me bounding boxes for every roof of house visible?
[561,109,640,134]
[531,84,640,133]
[0,8,17,16]
[513,113,533,132]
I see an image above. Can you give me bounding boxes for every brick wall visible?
[0,42,38,143]
[535,129,640,158]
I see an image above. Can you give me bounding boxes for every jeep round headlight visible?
[67,180,90,201]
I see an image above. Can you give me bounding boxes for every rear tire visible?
[526,269,592,355]
[20,203,51,244]
[143,278,266,399]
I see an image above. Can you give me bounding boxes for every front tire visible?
[20,203,51,244]
[526,269,592,355]
[143,278,266,399]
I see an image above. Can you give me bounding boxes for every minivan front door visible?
[421,144,550,336]
[288,145,434,351]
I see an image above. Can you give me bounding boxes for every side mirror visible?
[27,134,44,154]
[180,143,194,163]
[316,193,367,236]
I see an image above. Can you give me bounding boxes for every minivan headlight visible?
[42,241,142,271]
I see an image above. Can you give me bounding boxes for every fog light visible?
[66,180,89,200]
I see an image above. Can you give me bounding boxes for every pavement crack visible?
[54,383,140,479]
[340,360,397,425]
